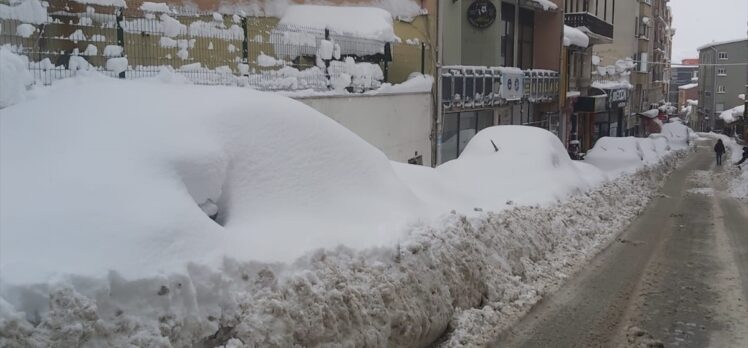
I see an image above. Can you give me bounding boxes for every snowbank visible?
[0,47,33,109]
[563,25,589,48]
[279,5,397,42]
[1,77,692,347]
[365,74,433,95]
[584,135,676,177]
[395,126,606,215]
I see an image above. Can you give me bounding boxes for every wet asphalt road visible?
[494,141,748,348]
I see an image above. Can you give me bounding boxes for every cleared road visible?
[494,141,748,347]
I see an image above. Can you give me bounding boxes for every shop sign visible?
[575,95,607,113]
[467,0,497,29]
[607,88,628,107]
[499,70,524,101]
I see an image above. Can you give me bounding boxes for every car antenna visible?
[490,139,499,152]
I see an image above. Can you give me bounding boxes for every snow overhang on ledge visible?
[523,0,559,11]
[563,25,589,48]
[279,5,397,42]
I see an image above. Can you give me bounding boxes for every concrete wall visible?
[297,93,433,164]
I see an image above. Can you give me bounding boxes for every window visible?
[518,9,534,69]
[717,67,726,76]
[500,3,515,67]
[717,85,726,93]
[439,110,495,163]
[718,52,728,60]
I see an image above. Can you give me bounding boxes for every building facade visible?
[669,60,698,105]
[436,0,564,164]
[697,39,748,131]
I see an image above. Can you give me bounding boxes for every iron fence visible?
[1,1,429,92]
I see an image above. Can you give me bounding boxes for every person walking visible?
[735,146,748,167]
[714,139,726,166]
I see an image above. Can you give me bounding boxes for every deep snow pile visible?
[2,76,689,347]
[584,136,671,177]
[0,47,34,108]
[0,76,425,286]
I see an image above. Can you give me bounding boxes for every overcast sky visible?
[669,0,748,64]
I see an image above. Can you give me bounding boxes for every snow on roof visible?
[697,38,748,51]
[687,99,698,106]
[216,0,426,19]
[71,0,127,8]
[591,79,633,90]
[563,25,589,48]
[719,104,745,124]
[140,2,172,13]
[279,5,397,42]
[0,0,48,24]
[739,94,745,101]
[638,109,660,119]
[678,83,698,90]
[528,0,558,11]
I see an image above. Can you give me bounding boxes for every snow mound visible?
[0,76,425,286]
[279,5,397,42]
[584,137,673,177]
[395,126,606,214]
[660,121,690,150]
[0,47,33,109]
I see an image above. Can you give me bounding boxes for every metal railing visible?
[0,1,429,92]
[564,12,614,39]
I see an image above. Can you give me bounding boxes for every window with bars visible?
[717,85,726,93]
[718,52,728,60]
[717,68,726,76]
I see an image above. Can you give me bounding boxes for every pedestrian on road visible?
[735,146,748,167]
[714,139,726,166]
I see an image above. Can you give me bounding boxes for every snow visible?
[0,0,47,24]
[103,45,123,57]
[638,109,660,119]
[90,34,106,42]
[365,74,433,95]
[160,13,186,37]
[0,75,693,346]
[566,91,581,98]
[584,135,680,177]
[317,39,334,60]
[71,0,126,7]
[139,2,171,13]
[719,104,745,124]
[563,25,589,48]
[591,79,633,90]
[279,5,397,42]
[678,82,698,90]
[105,57,128,74]
[529,0,558,11]
[0,47,33,109]
[739,94,745,101]
[82,44,98,56]
[592,55,601,66]
[68,29,86,42]
[216,0,426,19]
[256,52,282,67]
[15,23,35,38]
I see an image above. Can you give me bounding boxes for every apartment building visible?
[669,59,698,105]
[594,0,673,123]
[561,0,619,153]
[697,39,748,131]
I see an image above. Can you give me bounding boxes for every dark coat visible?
[714,141,726,154]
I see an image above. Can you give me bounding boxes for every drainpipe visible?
[710,46,718,131]
[514,0,520,67]
[433,0,444,167]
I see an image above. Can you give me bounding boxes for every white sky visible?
[670,0,748,64]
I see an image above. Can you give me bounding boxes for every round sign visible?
[467,0,497,29]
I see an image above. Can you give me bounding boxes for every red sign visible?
[681,58,699,66]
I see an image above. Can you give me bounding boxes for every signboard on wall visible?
[467,0,497,29]
[499,70,524,101]
[607,88,629,108]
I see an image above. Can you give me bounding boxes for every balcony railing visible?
[564,12,614,40]
[440,65,559,111]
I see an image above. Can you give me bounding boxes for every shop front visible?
[573,87,630,152]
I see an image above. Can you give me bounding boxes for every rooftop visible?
[696,38,748,51]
